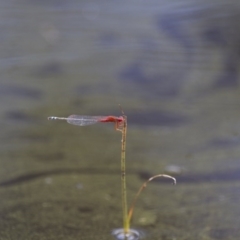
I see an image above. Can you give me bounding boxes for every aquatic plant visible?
[48,107,176,240]
[112,108,176,240]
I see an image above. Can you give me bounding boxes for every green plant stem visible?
[120,115,129,233]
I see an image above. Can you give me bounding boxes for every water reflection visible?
[112,228,142,240]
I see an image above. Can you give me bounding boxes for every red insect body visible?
[99,116,124,123]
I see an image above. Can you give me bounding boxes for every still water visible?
[1,0,240,239]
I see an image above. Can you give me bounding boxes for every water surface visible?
[1,0,240,239]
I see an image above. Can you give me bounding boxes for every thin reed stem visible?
[120,114,129,233]
[127,174,176,225]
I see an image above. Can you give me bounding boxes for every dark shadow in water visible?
[157,8,196,55]
[118,6,206,97]
[158,4,240,91]
[5,111,36,123]
[1,167,240,188]
[127,110,188,127]
[209,137,240,148]
[193,137,240,153]
[140,168,240,184]
[203,26,226,46]
[34,61,64,78]
[0,168,139,187]
[119,5,202,98]
[213,54,240,88]
[0,85,42,99]
[119,62,183,97]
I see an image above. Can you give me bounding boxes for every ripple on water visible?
[112,228,143,240]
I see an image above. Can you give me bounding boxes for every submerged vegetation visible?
[48,106,176,240]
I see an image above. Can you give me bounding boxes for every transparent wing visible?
[66,115,102,126]
[48,115,105,126]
